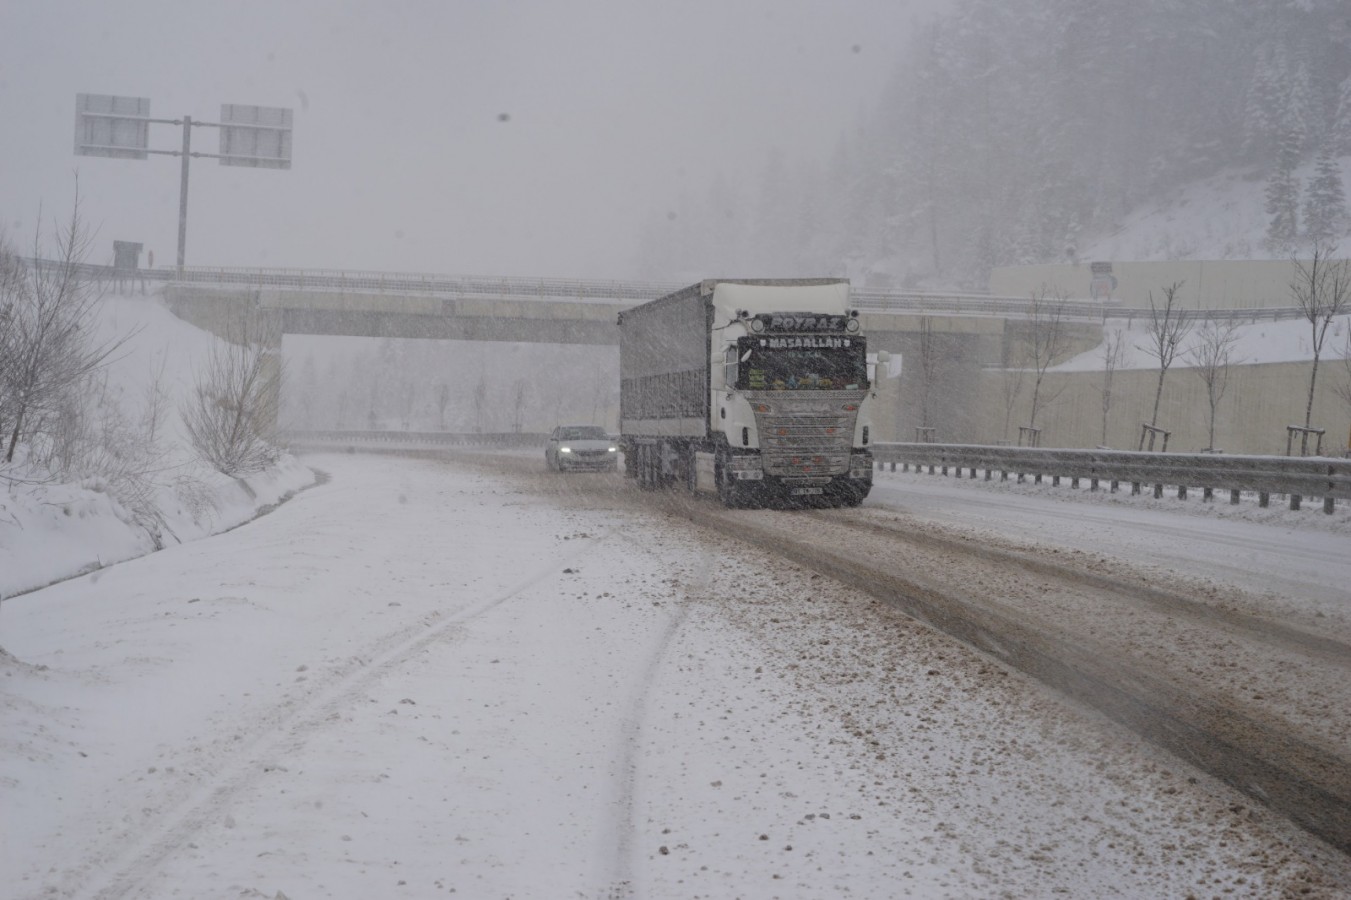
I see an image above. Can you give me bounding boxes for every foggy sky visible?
[1,1,940,278]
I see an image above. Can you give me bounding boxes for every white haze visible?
[0,0,944,278]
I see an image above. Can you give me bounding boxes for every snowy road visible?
[868,467,1351,618]
[3,452,1350,898]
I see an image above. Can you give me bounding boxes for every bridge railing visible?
[851,290,1308,323]
[172,266,682,303]
[871,442,1351,514]
[21,256,1309,322]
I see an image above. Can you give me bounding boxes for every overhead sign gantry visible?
[74,93,293,272]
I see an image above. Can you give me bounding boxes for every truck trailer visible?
[618,278,886,508]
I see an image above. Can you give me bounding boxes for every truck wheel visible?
[638,444,656,490]
[715,455,744,508]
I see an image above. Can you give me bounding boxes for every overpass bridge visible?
[29,258,1325,451]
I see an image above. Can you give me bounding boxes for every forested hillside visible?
[635,0,1351,289]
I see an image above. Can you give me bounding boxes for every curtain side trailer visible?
[618,278,883,508]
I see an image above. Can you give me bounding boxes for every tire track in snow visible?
[64,529,618,900]
[601,535,713,900]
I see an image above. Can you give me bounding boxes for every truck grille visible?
[747,390,864,477]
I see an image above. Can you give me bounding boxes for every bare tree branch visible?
[180,311,282,476]
[1,182,136,464]
[1097,326,1126,447]
[1137,281,1193,431]
[1289,243,1351,430]
[1024,286,1071,430]
[1187,317,1241,451]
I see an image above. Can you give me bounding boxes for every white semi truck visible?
[618,278,888,508]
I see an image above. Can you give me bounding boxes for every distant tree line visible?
[636,0,1351,287]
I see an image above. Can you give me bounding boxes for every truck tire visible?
[715,453,746,508]
[638,444,657,490]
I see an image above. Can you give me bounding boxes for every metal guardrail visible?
[852,290,1307,323]
[871,442,1351,514]
[22,257,1307,322]
[278,430,548,450]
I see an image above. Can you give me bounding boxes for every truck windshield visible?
[734,337,869,391]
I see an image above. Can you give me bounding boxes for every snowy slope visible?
[1054,313,1351,372]
[0,289,315,599]
[1079,157,1351,263]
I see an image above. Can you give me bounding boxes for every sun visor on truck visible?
[711,282,851,315]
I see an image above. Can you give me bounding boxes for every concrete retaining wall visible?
[990,259,1340,309]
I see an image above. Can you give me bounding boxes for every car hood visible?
[557,439,614,450]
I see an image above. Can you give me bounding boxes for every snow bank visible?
[0,289,316,599]
[1054,314,1351,372]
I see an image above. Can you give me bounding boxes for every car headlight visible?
[608,446,618,452]
[560,446,572,453]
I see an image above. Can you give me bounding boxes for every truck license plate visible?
[791,487,824,496]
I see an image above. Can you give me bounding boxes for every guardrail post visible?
[1202,487,1212,502]
[1153,483,1163,499]
[1231,489,1240,504]
[1259,491,1270,507]
[1178,485,1187,500]
[1290,494,1302,511]
[1325,497,1335,514]
[1131,482,1140,495]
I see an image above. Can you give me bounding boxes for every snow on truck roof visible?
[710,280,851,315]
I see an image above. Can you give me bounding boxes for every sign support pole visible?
[177,116,192,274]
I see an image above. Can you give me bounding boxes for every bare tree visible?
[1024,287,1071,430]
[180,311,282,475]
[1289,243,1351,431]
[437,383,451,430]
[1097,326,1126,446]
[1138,281,1193,430]
[587,363,616,427]
[511,378,527,432]
[397,378,416,431]
[1186,317,1241,451]
[472,372,488,433]
[1,189,132,464]
[916,317,940,430]
[0,233,21,442]
[1334,329,1351,450]
[998,354,1026,443]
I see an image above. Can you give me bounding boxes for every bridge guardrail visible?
[22,256,1310,322]
[871,442,1351,514]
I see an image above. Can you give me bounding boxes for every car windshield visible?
[559,426,607,440]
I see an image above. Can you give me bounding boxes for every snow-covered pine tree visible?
[1265,126,1302,253]
[1304,146,1348,246]
[1333,76,1351,156]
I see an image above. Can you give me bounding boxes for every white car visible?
[545,425,619,472]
